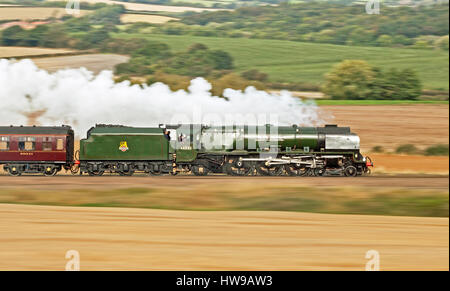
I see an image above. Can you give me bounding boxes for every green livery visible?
[80,125,169,161]
[78,124,373,177]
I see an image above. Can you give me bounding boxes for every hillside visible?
[114,33,450,90]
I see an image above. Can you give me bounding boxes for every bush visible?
[146,71,191,91]
[210,73,265,96]
[241,69,268,82]
[162,44,234,77]
[323,60,375,100]
[323,60,422,100]
[371,146,384,153]
[424,144,449,156]
[395,144,420,155]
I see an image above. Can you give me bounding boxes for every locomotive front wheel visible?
[344,166,358,177]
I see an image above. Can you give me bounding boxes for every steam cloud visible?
[0,59,324,136]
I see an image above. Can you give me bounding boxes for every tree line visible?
[173,2,449,49]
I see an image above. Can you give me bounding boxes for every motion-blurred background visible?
[0,0,448,270]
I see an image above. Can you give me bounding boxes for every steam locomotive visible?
[0,124,373,177]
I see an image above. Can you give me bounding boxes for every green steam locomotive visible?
[79,124,373,177]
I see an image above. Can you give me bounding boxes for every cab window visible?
[0,137,9,151]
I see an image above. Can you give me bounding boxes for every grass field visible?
[0,7,88,21]
[113,34,450,90]
[120,14,177,24]
[315,100,449,105]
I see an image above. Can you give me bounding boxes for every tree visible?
[132,41,171,60]
[365,67,422,100]
[394,69,422,100]
[161,44,234,77]
[322,60,375,100]
[376,35,393,47]
[207,50,234,70]
[435,35,449,51]
[40,24,70,48]
[1,25,26,46]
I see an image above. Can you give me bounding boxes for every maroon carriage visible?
[0,125,74,176]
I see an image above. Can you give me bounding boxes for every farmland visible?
[0,203,447,270]
[321,104,449,152]
[0,7,88,21]
[45,0,220,12]
[30,54,129,73]
[120,14,177,24]
[114,34,450,90]
[0,46,74,58]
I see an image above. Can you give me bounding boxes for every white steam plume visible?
[0,59,324,136]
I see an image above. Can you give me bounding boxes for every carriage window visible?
[43,137,53,151]
[56,138,64,151]
[0,137,9,151]
[19,137,36,151]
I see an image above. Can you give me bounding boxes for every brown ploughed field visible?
[321,105,449,152]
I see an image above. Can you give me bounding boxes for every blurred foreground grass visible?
[0,184,447,217]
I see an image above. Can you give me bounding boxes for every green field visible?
[314,100,449,105]
[113,33,450,90]
[1,185,448,217]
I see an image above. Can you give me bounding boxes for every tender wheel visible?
[225,157,254,176]
[344,165,357,177]
[148,170,162,176]
[119,170,134,176]
[88,170,104,176]
[284,164,309,176]
[256,162,283,176]
[192,165,209,176]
